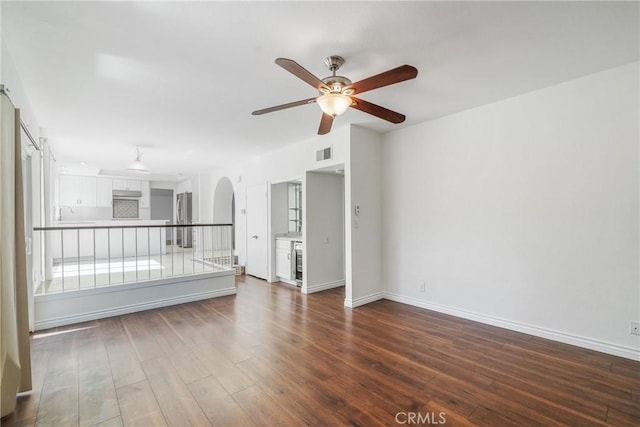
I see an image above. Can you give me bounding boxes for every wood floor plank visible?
[187,375,256,427]
[92,415,124,426]
[141,356,212,426]
[78,336,120,426]
[231,384,299,426]
[35,366,79,427]
[237,354,347,425]
[116,380,166,427]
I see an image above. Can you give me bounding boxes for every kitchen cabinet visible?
[275,238,293,280]
[112,179,142,191]
[96,177,113,207]
[59,175,97,207]
[140,181,150,208]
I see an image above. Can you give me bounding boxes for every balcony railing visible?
[33,223,233,295]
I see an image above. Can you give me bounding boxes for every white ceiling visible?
[3,1,638,177]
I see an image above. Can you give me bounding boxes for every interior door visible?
[246,183,268,279]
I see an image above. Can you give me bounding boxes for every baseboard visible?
[303,280,344,294]
[34,287,237,330]
[277,277,299,287]
[344,291,385,308]
[383,292,640,361]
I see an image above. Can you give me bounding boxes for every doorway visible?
[304,167,346,296]
[245,183,268,280]
[150,188,174,244]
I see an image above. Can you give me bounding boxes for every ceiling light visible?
[127,145,150,174]
[317,93,352,117]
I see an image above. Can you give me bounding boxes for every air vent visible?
[316,146,332,162]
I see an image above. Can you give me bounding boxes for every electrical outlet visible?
[630,321,640,336]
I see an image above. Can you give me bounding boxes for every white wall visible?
[381,62,640,359]
[304,172,344,293]
[344,126,384,307]
[197,172,212,224]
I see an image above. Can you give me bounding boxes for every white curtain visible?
[0,93,32,417]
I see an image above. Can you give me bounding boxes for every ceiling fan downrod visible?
[323,55,345,76]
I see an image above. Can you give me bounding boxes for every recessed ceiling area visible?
[2,1,638,176]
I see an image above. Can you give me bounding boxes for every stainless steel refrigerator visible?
[176,192,192,248]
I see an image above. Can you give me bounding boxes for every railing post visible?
[108,229,111,285]
[61,229,64,293]
[147,226,151,279]
[93,228,96,287]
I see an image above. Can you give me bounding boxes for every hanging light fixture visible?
[127,145,150,174]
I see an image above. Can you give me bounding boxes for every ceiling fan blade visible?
[252,97,317,115]
[346,65,417,95]
[318,113,334,135]
[350,97,406,124]
[275,58,329,91]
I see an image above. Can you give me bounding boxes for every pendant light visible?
[127,145,150,174]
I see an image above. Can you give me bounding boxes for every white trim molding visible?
[34,272,236,330]
[383,292,640,361]
[303,280,344,295]
[344,291,384,308]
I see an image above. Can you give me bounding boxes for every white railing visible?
[33,223,233,295]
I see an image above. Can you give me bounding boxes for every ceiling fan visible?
[252,56,418,135]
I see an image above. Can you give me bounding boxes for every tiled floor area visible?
[38,246,230,295]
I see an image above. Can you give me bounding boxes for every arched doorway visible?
[213,176,235,251]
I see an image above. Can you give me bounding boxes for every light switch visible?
[354,205,360,216]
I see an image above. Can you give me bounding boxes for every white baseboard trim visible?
[383,292,640,361]
[277,277,299,287]
[34,287,237,331]
[344,291,385,308]
[303,280,344,294]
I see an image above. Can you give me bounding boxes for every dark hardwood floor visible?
[3,275,639,426]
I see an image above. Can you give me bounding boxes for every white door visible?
[246,183,268,279]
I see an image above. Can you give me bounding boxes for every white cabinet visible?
[275,239,293,280]
[140,181,150,208]
[96,178,113,207]
[59,175,97,207]
[112,179,142,191]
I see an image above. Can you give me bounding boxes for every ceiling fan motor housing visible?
[323,55,345,72]
[320,75,352,94]
[320,55,354,95]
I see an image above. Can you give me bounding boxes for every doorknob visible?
[251,235,258,239]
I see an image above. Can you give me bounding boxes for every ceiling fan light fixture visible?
[127,146,150,174]
[317,93,352,117]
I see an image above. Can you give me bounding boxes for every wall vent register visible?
[316,146,332,161]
